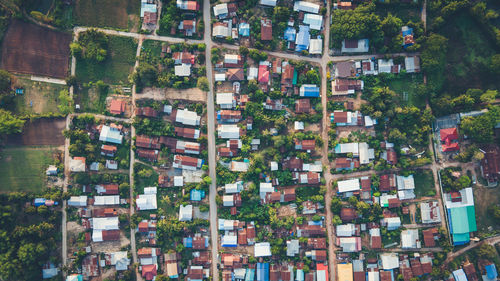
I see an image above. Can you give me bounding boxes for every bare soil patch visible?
[139,87,207,103]
[1,20,71,78]
[6,118,66,146]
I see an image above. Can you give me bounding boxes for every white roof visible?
[293,1,320,13]
[338,178,361,193]
[176,108,200,126]
[341,39,369,53]
[70,158,86,172]
[231,161,249,172]
[144,186,157,194]
[385,217,401,227]
[93,217,119,230]
[453,269,468,281]
[338,143,359,154]
[218,124,240,139]
[94,195,120,205]
[216,93,234,105]
[287,239,300,256]
[295,121,305,130]
[221,234,237,246]
[248,67,258,80]
[365,116,375,127]
[396,175,415,190]
[68,196,87,207]
[223,195,234,207]
[175,63,191,76]
[136,194,157,210]
[213,24,230,37]
[380,253,399,269]
[260,182,274,193]
[309,38,323,54]
[215,73,226,81]
[225,182,243,194]
[110,251,130,271]
[224,54,240,64]
[338,237,359,252]
[368,271,380,281]
[174,176,184,186]
[260,0,277,6]
[213,3,228,17]
[445,187,475,208]
[378,59,394,73]
[254,242,272,257]
[99,125,123,144]
[218,219,237,230]
[270,161,278,171]
[401,229,420,248]
[359,142,372,164]
[179,204,193,221]
[405,56,420,73]
[336,224,356,237]
[304,13,323,30]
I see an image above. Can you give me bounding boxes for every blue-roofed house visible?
[300,84,320,97]
[303,13,323,30]
[295,25,310,52]
[402,26,415,48]
[190,189,206,201]
[284,27,296,42]
[140,0,157,17]
[296,269,305,281]
[42,263,58,279]
[445,188,477,245]
[66,275,83,281]
[484,264,497,281]
[221,234,237,247]
[239,22,250,37]
[99,125,123,144]
[183,237,193,248]
[257,263,270,281]
[245,268,256,281]
[453,269,467,281]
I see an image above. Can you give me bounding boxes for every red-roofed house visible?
[109,99,125,115]
[258,64,270,85]
[261,18,272,41]
[440,127,459,152]
[142,264,157,281]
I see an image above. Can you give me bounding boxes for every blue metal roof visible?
[284,27,296,42]
[245,268,255,281]
[183,237,193,248]
[486,264,497,279]
[295,25,310,52]
[239,23,250,36]
[257,263,269,281]
[190,189,205,201]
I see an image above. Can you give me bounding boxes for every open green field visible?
[11,76,65,115]
[142,40,163,58]
[437,11,500,94]
[413,169,435,197]
[0,146,56,192]
[473,186,500,235]
[73,0,140,30]
[76,36,137,84]
[375,2,422,23]
[387,73,425,108]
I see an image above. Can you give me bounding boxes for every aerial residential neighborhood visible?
[0,0,499,280]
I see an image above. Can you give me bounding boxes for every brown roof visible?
[101,144,117,154]
[344,39,358,48]
[172,52,194,64]
[410,259,423,277]
[371,235,382,249]
[296,139,316,150]
[422,228,438,247]
[387,149,397,164]
[360,178,371,190]
[261,18,272,41]
[247,224,256,239]
[102,229,120,241]
[283,188,296,202]
[193,251,210,265]
[354,272,366,281]
[379,174,396,192]
[380,270,392,281]
[336,61,354,77]
[193,236,206,249]
[281,63,294,85]
[137,149,158,161]
[135,107,158,118]
[481,145,500,182]
[218,147,235,157]
[187,266,203,279]
[109,99,125,114]
[175,154,199,167]
[336,158,352,169]
[295,99,311,113]
[308,238,327,249]
[340,208,357,222]
[174,127,198,139]
[388,198,400,208]
[93,208,118,217]
[333,111,348,123]
[334,79,363,92]
[283,157,303,171]
[159,136,177,148]
[136,135,161,149]
[219,110,242,120]
[226,68,245,81]
[314,250,327,261]
[238,228,247,245]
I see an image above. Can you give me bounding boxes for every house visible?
[164,252,179,278]
[46,165,58,176]
[378,59,395,73]
[420,201,441,224]
[297,224,325,237]
[68,196,87,207]
[137,149,159,162]
[331,111,359,126]
[179,204,193,221]
[136,193,157,210]
[178,20,196,36]
[217,110,242,123]
[483,263,498,281]
[295,172,321,185]
[95,184,119,195]
[101,144,117,157]
[379,174,397,192]
[453,269,468,281]
[109,99,126,115]
[383,217,401,230]
[401,229,421,249]
[216,92,236,109]
[263,97,284,110]
[70,157,86,172]
[402,26,415,48]
[337,263,353,281]
[284,26,296,42]
[174,63,191,76]
[108,251,130,271]
[143,11,157,30]
[173,52,195,65]
[397,174,416,200]
[213,3,228,19]
[224,54,242,68]
[230,160,249,172]
[82,255,99,278]
[174,127,200,139]
[444,187,477,245]
[440,127,459,152]
[261,18,272,41]
[226,68,244,81]
[336,224,357,237]
[335,61,356,77]
[380,253,399,270]
[186,265,204,280]
[308,238,327,249]
[304,13,323,30]
[293,1,320,13]
[335,158,359,171]
[422,228,438,247]
[224,182,243,194]
[254,242,272,257]
[480,145,500,183]
[190,189,205,201]
[309,38,323,54]
[239,22,250,37]
[142,264,157,281]
[136,135,161,149]
[175,140,201,154]
[213,22,230,38]
[341,39,369,53]
[99,125,123,144]
[332,79,363,96]
[307,249,327,261]
[260,0,277,6]
[295,25,311,52]
[340,208,357,222]
[258,63,270,85]
[177,0,199,11]
[338,178,361,195]
[337,237,362,252]
[295,139,316,151]
[218,124,241,139]
[175,109,200,126]
[299,84,320,97]
[173,154,203,170]
[370,228,382,249]
[405,56,420,73]
[295,99,311,113]
[92,217,119,242]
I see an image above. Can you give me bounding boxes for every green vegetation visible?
[413,169,435,197]
[76,35,137,84]
[74,80,111,114]
[386,73,426,108]
[0,109,25,135]
[460,105,500,143]
[0,146,55,192]
[440,167,471,193]
[73,0,140,30]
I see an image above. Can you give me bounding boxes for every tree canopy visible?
[0,109,25,135]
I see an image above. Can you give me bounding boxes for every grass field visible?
[11,76,66,115]
[473,186,500,234]
[438,11,500,94]
[73,0,140,30]
[387,74,425,108]
[413,169,435,197]
[0,146,56,192]
[142,40,163,58]
[76,36,137,84]
[375,2,422,23]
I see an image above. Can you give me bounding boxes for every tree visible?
[0,70,11,95]
[239,46,249,56]
[491,54,500,75]
[381,13,403,38]
[74,29,109,62]
[0,109,25,135]
[57,90,73,115]
[460,115,495,143]
[480,90,498,104]
[197,77,209,91]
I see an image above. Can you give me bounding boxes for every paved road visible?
[203,0,219,279]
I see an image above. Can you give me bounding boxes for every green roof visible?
[449,205,477,234]
[452,233,470,243]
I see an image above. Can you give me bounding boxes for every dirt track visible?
[1,20,71,78]
[139,87,207,103]
[6,118,66,146]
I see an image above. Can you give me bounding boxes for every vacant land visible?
[6,118,66,146]
[0,20,71,78]
[375,2,422,23]
[387,74,425,108]
[0,146,57,192]
[73,0,140,30]
[11,75,66,114]
[76,36,137,84]
[473,186,500,234]
[438,11,500,94]
[413,169,435,198]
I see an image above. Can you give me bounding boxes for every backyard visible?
[10,75,66,115]
[73,0,140,31]
[413,169,435,198]
[473,186,500,236]
[75,36,137,84]
[387,73,425,108]
[0,146,57,192]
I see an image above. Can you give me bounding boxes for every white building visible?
[136,194,157,210]
[254,242,272,257]
[218,124,240,139]
[175,109,201,126]
[179,204,193,221]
